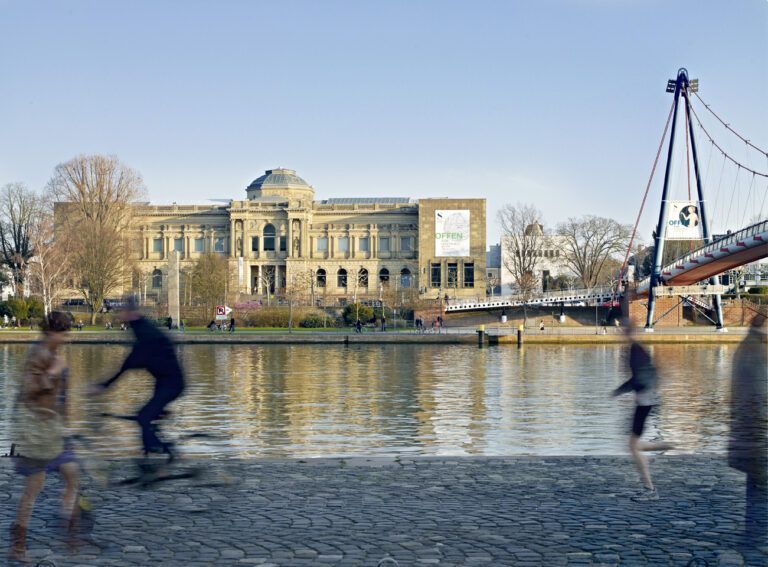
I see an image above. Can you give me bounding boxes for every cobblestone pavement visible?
[1,455,766,566]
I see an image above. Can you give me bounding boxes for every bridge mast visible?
[645,68,725,330]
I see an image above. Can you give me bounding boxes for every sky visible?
[1,0,767,245]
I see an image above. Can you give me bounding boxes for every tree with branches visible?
[498,202,548,308]
[28,204,71,315]
[556,215,631,289]
[47,154,146,322]
[0,182,41,297]
[191,253,230,320]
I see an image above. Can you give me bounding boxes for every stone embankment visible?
[1,456,765,565]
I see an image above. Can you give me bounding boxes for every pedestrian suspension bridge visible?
[446,69,768,328]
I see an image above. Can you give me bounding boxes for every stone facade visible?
[122,169,486,305]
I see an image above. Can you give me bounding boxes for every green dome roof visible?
[247,168,311,190]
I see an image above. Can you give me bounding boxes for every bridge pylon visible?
[645,68,725,331]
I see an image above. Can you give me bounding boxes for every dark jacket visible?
[613,342,658,400]
[102,317,185,395]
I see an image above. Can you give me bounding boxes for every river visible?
[0,343,744,458]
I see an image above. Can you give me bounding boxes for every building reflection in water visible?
[0,342,741,458]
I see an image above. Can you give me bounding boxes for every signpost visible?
[215,305,232,321]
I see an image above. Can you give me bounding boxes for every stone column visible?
[167,251,180,328]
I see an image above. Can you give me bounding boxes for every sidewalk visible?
[2,455,765,566]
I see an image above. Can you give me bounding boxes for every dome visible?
[246,168,314,202]
[247,168,311,191]
[524,222,544,236]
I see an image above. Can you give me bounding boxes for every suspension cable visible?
[617,98,676,292]
[689,104,768,178]
[692,90,768,157]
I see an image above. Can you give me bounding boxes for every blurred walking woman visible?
[9,311,79,563]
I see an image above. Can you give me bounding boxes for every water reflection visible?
[0,343,739,458]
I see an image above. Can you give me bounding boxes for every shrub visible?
[342,304,374,325]
[747,286,768,295]
[6,297,30,323]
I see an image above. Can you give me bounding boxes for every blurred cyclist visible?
[88,297,185,456]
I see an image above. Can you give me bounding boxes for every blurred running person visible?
[89,298,185,457]
[729,316,767,546]
[613,327,673,501]
[9,312,79,562]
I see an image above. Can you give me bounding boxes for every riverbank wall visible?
[0,329,756,345]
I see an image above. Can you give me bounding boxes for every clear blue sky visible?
[1,0,766,244]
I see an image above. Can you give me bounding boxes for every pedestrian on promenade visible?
[381,315,386,332]
[9,311,79,563]
[230,317,235,334]
[180,319,185,333]
[208,320,216,332]
[728,316,767,545]
[612,325,673,501]
[539,320,545,332]
[89,297,186,457]
[355,319,362,333]
[166,316,173,331]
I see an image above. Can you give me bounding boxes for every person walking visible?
[612,328,673,501]
[729,316,767,546]
[539,320,545,333]
[229,316,235,334]
[355,319,362,334]
[9,312,79,562]
[381,315,386,332]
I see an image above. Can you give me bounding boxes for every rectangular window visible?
[463,263,474,288]
[279,236,287,252]
[359,237,369,252]
[214,237,225,253]
[400,236,413,252]
[447,263,458,287]
[430,263,441,288]
[379,237,390,252]
[251,236,259,252]
[338,237,349,252]
[194,238,204,252]
[263,235,275,251]
[173,238,184,252]
[153,238,163,253]
[316,237,328,252]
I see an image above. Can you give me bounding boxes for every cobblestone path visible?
[1,456,766,566]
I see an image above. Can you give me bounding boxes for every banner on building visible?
[435,210,470,257]
[666,201,703,240]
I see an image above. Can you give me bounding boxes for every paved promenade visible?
[2,456,766,566]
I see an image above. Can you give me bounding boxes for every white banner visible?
[666,201,703,240]
[435,210,470,257]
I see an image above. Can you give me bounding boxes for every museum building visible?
[130,168,486,303]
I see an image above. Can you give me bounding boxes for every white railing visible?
[637,218,768,290]
[445,286,620,312]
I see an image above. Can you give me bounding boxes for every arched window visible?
[316,268,326,288]
[358,268,368,287]
[337,268,347,288]
[263,224,276,251]
[152,269,163,289]
[400,268,412,288]
[379,268,390,286]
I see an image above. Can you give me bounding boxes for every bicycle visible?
[70,409,233,490]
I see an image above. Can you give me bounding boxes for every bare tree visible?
[47,155,146,322]
[556,215,631,289]
[191,253,229,319]
[498,203,547,309]
[484,271,500,298]
[0,182,41,296]
[28,206,71,315]
[252,265,279,306]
